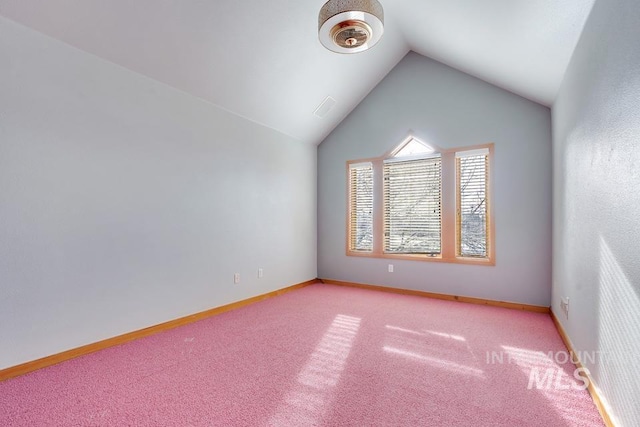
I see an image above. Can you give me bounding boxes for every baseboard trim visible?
[0,279,319,383]
[549,310,615,427]
[319,278,550,313]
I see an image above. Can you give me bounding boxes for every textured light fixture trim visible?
[319,0,384,53]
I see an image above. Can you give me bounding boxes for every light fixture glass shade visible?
[318,0,384,54]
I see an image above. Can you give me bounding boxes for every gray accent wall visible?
[318,52,552,306]
[0,17,316,370]
[552,0,640,424]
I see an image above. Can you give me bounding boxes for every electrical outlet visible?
[258,268,263,278]
[560,297,570,319]
[234,273,240,284]
[388,264,394,273]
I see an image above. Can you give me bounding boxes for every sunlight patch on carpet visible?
[267,314,361,426]
[383,345,485,378]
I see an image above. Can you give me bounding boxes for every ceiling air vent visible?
[314,96,337,118]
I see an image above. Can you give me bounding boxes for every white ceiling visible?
[0,0,595,145]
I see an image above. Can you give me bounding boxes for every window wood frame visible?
[345,142,495,266]
[347,162,374,253]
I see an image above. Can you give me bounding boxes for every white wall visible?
[318,52,552,306]
[552,0,640,424]
[0,17,317,370]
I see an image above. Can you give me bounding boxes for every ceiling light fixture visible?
[318,0,384,54]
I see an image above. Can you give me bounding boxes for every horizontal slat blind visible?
[456,152,488,257]
[383,157,442,254]
[349,163,374,252]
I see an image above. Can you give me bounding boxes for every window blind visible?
[348,163,374,252]
[383,156,442,254]
[456,150,488,257]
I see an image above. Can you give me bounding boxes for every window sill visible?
[346,250,495,266]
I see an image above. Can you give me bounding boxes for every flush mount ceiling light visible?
[318,0,384,54]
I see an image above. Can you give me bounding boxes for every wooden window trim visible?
[456,147,492,259]
[346,142,495,266]
[347,161,374,253]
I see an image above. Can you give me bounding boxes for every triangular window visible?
[391,137,435,158]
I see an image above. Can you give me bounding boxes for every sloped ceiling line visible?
[0,0,595,145]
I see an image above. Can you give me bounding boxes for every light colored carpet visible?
[0,283,604,426]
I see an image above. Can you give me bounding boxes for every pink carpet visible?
[1,283,603,426]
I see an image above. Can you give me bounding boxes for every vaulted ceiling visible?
[0,0,595,145]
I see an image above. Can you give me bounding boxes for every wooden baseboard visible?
[319,278,550,313]
[0,279,319,383]
[550,310,615,427]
